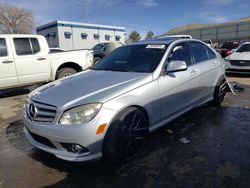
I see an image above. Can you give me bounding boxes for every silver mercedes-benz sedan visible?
[23,38,226,163]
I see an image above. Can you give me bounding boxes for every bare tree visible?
[0,3,34,34]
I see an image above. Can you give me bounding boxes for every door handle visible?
[2,60,13,64]
[212,61,216,66]
[37,57,46,61]
[190,69,198,76]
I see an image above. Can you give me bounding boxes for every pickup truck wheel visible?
[102,107,148,163]
[56,68,77,79]
[211,80,226,107]
[94,57,101,64]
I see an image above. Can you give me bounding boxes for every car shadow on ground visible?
[5,96,250,188]
[0,84,42,98]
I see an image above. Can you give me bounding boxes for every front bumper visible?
[225,61,250,74]
[23,105,117,162]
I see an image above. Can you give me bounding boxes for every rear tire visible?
[102,107,148,163]
[211,80,226,107]
[94,57,101,64]
[56,67,77,79]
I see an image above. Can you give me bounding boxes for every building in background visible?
[37,20,126,50]
[163,17,250,44]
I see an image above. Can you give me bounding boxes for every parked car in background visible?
[225,42,250,74]
[216,39,245,58]
[23,37,226,163]
[0,34,93,89]
[92,42,123,64]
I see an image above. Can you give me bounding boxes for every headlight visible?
[59,103,102,125]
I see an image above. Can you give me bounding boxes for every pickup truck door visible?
[0,37,18,88]
[11,37,50,84]
[158,42,199,121]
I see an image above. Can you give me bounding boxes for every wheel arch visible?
[103,104,150,140]
[54,62,83,79]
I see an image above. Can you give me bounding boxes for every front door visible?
[12,37,49,84]
[0,37,18,88]
[158,42,199,121]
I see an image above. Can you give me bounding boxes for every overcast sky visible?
[3,0,250,37]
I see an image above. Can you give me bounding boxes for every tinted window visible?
[14,38,40,55]
[0,38,7,57]
[31,38,40,53]
[205,46,216,59]
[92,44,167,73]
[169,42,192,65]
[14,38,32,55]
[190,42,209,63]
[92,44,105,51]
[236,44,250,52]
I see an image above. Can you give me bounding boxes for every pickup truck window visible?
[0,38,7,57]
[14,38,40,55]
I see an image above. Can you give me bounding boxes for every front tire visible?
[94,57,101,64]
[102,107,148,163]
[56,67,77,79]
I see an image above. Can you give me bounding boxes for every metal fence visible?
[168,21,250,43]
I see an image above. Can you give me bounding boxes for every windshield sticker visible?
[146,45,165,49]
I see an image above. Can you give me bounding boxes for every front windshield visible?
[220,41,239,49]
[92,44,167,73]
[236,44,250,52]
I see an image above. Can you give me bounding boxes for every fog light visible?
[71,144,83,153]
[60,143,89,154]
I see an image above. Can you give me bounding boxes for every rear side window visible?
[14,38,40,55]
[0,38,7,57]
[190,42,209,63]
[168,42,192,65]
[205,46,216,59]
[31,38,40,53]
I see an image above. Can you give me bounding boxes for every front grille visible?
[29,130,56,148]
[26,100,57,123]
[230,60,250,66]
[226,68,250,73]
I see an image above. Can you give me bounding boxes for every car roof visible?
[128,38,200,46]
[241,42,250,45]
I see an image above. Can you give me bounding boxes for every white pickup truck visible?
[0,34,93,89]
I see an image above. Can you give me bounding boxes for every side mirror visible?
[166,60,187,73]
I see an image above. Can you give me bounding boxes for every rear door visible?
[188,41,219,102]
[11,37,50,84]
[158,42,199,121]
[0,37,18,88]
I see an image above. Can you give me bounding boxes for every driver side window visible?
[168,42,192,66]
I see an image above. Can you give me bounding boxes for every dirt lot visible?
[0,75,250,188]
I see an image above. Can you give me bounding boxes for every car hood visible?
[29,70,152,110]
[226,52,250,60]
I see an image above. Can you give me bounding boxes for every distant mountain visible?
[164,16,250,35]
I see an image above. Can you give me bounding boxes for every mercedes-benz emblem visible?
[29,103,38,118]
